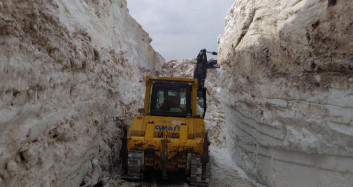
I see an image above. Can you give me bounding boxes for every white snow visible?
[218,0,353,186]
[0,0,163,186]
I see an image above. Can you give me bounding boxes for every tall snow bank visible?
[218,0,353,186]
[0,0,163,186]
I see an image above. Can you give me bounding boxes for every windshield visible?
[150,82,192,117]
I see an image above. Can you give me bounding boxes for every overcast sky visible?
[127,0,234,61]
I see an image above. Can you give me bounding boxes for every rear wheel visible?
[121,150,144,180]
[127,150,144,180]
[189,154,210,186]
[120,127,144,180]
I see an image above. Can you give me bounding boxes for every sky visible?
[127,0,234,61]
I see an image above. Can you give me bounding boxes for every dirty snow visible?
[218,0,353,186]
[0,0,163,186]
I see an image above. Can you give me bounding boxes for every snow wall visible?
[0,0,164,186]
[1,0,353,186]
[218,0,353,186]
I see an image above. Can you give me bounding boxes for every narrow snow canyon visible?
[0,0,352,187]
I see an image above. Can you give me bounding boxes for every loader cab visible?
[144,76,207,118]
[150,82,192,117]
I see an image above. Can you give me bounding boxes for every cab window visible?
[150,82,192,117]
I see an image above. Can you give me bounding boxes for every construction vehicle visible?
[120,49,219,186]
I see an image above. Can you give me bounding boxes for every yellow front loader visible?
[120,49,218,186]
[120,77,210,185]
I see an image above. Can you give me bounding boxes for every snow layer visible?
[0,0,163,186]
[218,0,353,186]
